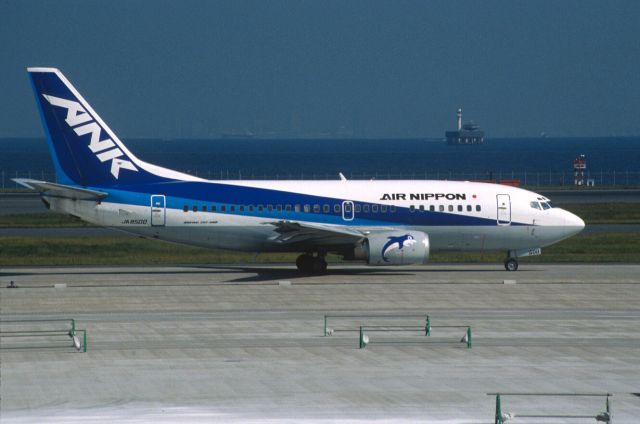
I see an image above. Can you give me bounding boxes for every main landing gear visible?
[296,253,327,274]
[504,257,519,272]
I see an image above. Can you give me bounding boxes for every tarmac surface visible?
[1,264,639,423]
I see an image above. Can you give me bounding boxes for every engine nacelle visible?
[364,231,430,266]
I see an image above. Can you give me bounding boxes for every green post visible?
[359,326,365,349]
[495,394,502,424]
[425,315,431,336]
[324,315,327,336]
[83,330,87,353]
[467,327,472,349]
[606,395,612,423]
[70,319,76,337]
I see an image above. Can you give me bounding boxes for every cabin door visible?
[342,201,354,221]
[151,195,166,226]
[496,194,511,226]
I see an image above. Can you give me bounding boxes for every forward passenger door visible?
[496,194,511,226]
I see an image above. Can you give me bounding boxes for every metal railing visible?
[489,392,613,423]
[0,318,87,352]
[3,169,640,188]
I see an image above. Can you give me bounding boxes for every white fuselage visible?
[46,179,585,254]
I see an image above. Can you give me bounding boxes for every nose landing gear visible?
[296,252,328,274]
[504,257,519,271]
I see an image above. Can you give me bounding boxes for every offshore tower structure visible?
[573,154,587,186]
[445,108,484,144]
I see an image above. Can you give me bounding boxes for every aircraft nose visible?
[565,211,585,236]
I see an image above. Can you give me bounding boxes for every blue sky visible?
[1,0,639,138]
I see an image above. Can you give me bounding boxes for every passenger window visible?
[257,205,263,212]
[248,205,253,212]
[476,205,481,212]
[183,205,188,212]
[334,204,340,213]
[381,205,387,213]
[267,205,273,212]
[276,205,282,212]
[389,205,396,213]
[304,205,310,213]
[372,205,379,213]
[429,205,435,212]
[439,205,444,212]
[239,205,245,212]
[202,205,208,212]
[313,204,320,213]
[221,205,226,212]
[457,205,462,212]
[295,204,301,212]
[363,204,370,213]
[467,205,472,212]
[285,205,291,212]
[230,205,235,212]
[212,205,217,212]
[409,205,415,212]
[448,205,453,212]
[530,201,541,210]
[419,205,424,212]
[193,205,198,212]
[355,204,362,213]
[323,204,330,213]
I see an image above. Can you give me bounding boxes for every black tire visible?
[504,258,519,271]
[296,254,313,272]
[311,257,328,274]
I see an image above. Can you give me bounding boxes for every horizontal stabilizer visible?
[13,178,108,200]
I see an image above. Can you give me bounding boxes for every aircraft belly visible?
[418,225,545,252]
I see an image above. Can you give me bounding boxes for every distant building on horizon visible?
[445,108,484,145]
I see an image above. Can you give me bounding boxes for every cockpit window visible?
[530,201,541,210]
[541,202,551,210]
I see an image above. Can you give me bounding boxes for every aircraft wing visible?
[264,220,365,246]
[13,179,108,201]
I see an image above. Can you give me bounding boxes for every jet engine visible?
[363,231,430,265]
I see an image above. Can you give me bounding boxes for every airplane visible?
[15,67,585,273]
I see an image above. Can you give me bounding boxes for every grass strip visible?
[0,213,91,228]
[557,203,640,224]
[1,232,639,266]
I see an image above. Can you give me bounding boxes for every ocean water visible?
[1,137,639,186]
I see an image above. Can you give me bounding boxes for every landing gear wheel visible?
[311,257,328,274]
[504,258,519,271]
[296,254,314,273]
[296,254,327,274]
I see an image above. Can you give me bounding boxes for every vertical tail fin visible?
[27,67,199,187]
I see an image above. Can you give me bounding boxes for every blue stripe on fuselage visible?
[91,180,521,227]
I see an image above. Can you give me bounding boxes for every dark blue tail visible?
[28,67,180,187]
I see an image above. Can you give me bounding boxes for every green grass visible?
[1,232,639,266]
[0,213,92,228]
[556,203,640,224]
[431,233,640,263]
[0,236,301,266]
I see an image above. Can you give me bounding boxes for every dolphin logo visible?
[381,234,416,262]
